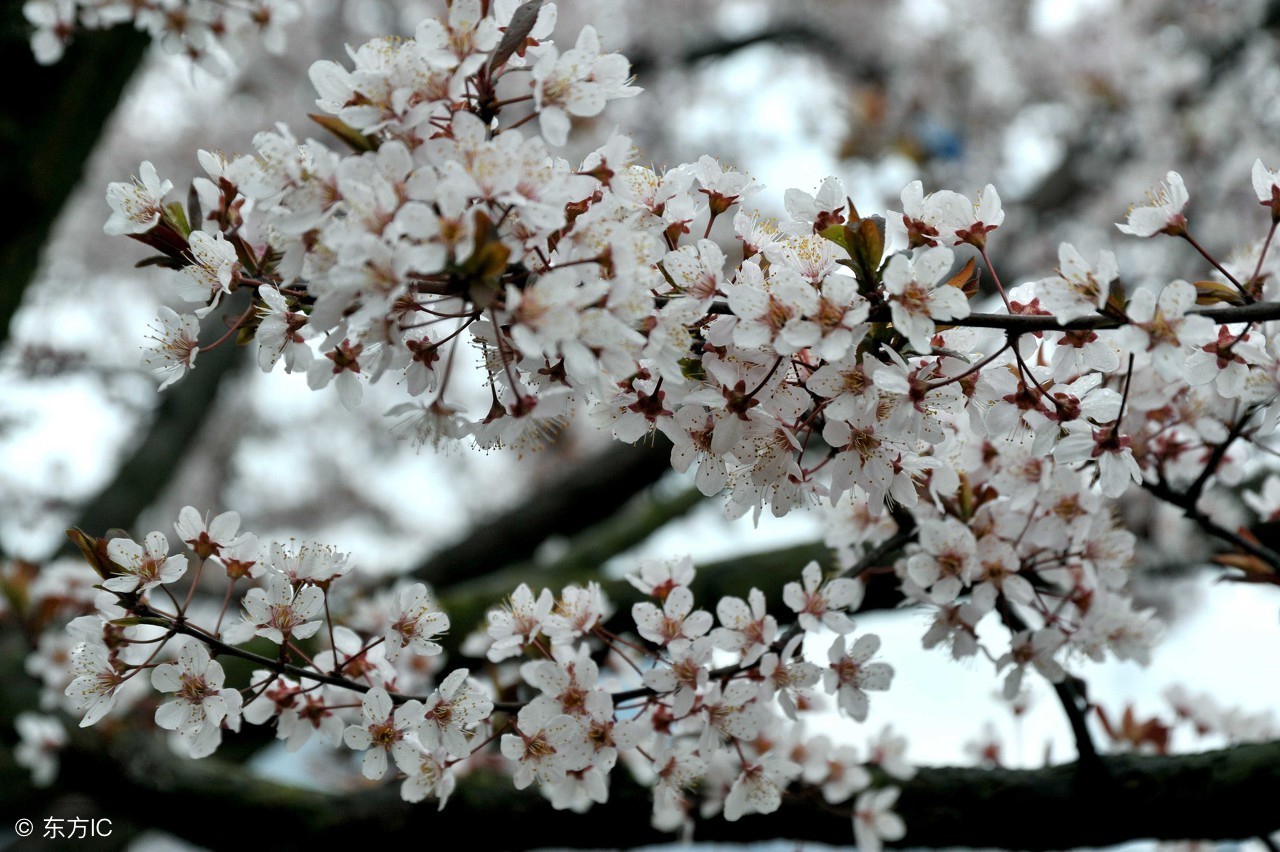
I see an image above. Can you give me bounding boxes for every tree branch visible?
[627,21,873,80]
[0,13,148,349]
[1142,477,1280,571]
[410,438,673,589]
[65,313,247,546]
[688,298,1280,333]
[10,717,1277,851]
[996,600,1101,768]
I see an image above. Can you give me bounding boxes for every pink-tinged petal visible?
[291,622,322,640]
[203,694,228,726]
[1003,574,1036,604]
[686,606,716,634]
[879,811,907,841]
[927,285,970,321]
[257,627,285,645]
[565,81,607,117]
[174,506,204,541]
[889,304,934,352]
[1119,208,1170,237]
[716,596,750,627]
[881,254,913,295]
[158,555,189,584]
[825,612,857,633]
[1252,160,1280,203]
[642,668,676,693]
[207,510,241,542]
[825,577,862,609]
[930,576,963,605]
[781,582,806,613]
[900,180,925,213]
[977,184,1003,225]
[178,641,208,673]
[78,692,118,728]
[538,108,571,147]
[1159,279,1196,315]
[107,537,142,565]
[143,531,170,557]
[391,740,420,773]
[694,458,727,496]
[665,585,695,618]
[1165,172,1188,208]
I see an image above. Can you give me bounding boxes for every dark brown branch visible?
[627,22,874,81]
[410,438,673,589]
[997,600,1101,769]
[10,713,1278,852]
[1142,477,1280,571]
[65,309,247,545]
[932,302,1280,332]
[687,297,1280,333]
[0,14,148,349]
[1185,411,1251,506]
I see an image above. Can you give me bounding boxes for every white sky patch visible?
[806,574,1280,766]
[999,104,1072,199]
[0,375,144,556]
[712,0,773,38]
[1031,0,1120,35]
[116,55,236,148]
[668,43,846,198]
[895,0,953,38]
[602,477,825,576]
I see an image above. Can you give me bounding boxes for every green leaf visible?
[164,200,191,238]
[819,222,852,254]
[308,113,378,153]
[849,216,886,284]
[820,214,885,293]
[679,356,706,383]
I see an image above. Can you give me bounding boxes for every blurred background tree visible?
[2,1,1279,848]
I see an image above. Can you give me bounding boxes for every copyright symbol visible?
[14,818,33,837]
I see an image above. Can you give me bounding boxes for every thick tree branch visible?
[997,600,1101,769]
[8,712,1277,852]
[0,13,148,350]
[66,314,247,545]
[436,535,910,659]
[690,298,1280,333]
[946,301,1280,332]
[411,438,673,589]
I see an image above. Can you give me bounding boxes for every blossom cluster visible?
[23,0,302,68]
[21,508,920,846]
[97,3,1280,697]
[103,1,1280,537]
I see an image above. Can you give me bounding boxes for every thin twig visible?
[1142,478,1280,571]
[666,297,1280,331]
[997,600,1102,768]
